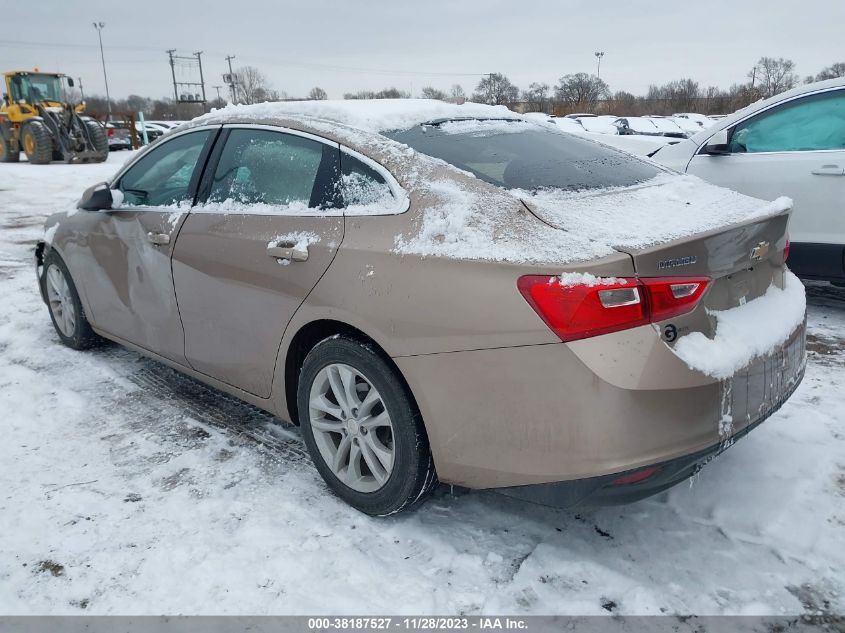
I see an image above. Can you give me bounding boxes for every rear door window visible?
[729,89,845,153]
[207,128,335,213]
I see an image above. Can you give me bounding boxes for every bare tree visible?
[235,66,276,105]
[554,73,609,111]
[749,57,797,99]
[344,87,410,100]
[421,86,447,100]
[308,86,328,100]
[521,82,550,112]
[644,78,700,114]
[815,62,845,81]
[610,90,638,115]
[126,94,153,116]
[450,84,466,100]
[472,73,519,105]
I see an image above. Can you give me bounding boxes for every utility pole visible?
[194,51,207,111]
[78,77,85,101]
[594,51,605,79]
[212,85,224,100]
[93,22,112,120]
[167,49,178,101]
[225,55,237,103]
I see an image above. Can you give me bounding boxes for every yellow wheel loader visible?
[0,70,108,164]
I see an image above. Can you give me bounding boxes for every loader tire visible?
[84,120,109,163]
[21,121,53,165]
[0,136,20,163]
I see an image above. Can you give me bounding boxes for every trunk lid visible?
[616,211,790,311]
[521,174,791,311]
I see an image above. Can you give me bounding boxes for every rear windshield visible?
[385,119,661,191]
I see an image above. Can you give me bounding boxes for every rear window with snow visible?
[385,120,661,191]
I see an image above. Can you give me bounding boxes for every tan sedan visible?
[36,103,806,515]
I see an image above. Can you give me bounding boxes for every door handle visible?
[267,242,309,262]
[147,232,170,245]
[811,164,845,176]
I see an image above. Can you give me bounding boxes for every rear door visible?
[686,88,845,248]
[171,125,344,398]
[80,127,217,363]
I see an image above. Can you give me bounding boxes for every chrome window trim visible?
[697,85,845,156]
[697,148,845,158]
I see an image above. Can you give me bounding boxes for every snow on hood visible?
[672,270,806,379]
[518,173,792,252]
[190,99,520,134]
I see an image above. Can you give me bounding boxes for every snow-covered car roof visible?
[189,99,521,135]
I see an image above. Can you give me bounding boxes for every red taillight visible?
[610,466,661,486]
[640,276,710,323]
[517,275,710,342]
[784,237,791,261]
[107,127,114,137]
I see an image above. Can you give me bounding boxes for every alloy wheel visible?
[308,362,395,493]
[45,264,76,338]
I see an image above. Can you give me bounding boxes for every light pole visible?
[594,51,605,79]
[93,22,112,120]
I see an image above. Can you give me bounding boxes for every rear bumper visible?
[397,316,806,490]
[788,242,845,282]
[496,361,805,508]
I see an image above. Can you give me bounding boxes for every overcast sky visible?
[2,0,843,102]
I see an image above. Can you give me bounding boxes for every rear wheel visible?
[41,250,101,350]
[297,336,436,515]
[84,120,109,163]
[0,135,20,162]
[22,121,53,164]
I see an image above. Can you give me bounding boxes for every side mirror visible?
[702,128,730,155]
[67,77,75,88]
[78,182,114,211]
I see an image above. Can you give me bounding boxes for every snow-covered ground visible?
[0,153,843,616]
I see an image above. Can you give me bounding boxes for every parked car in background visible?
[614,116,660,136]
[673,113,712,129]
[576,115,618,134]
[653,78,845,284]
[105,122,132,151]
[643,116,689,138]
[149,121,182,130]
[36,101,805,516]
[139,122,171,134]
[134,121,164,144]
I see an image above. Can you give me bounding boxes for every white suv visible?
[653,78,845,284]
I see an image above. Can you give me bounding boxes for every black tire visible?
[297,336,437,516]
[21,121,53,164]
[40,250,101,350]
[0,135,20,162]
[84,120,109,163]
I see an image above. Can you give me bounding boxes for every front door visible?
[172,126,344,398]
[81,128,216,364]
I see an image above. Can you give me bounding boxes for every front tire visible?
[84,120,109,163]
[22,121,53,165]
[41,250,101,350]
[297,336,436,516]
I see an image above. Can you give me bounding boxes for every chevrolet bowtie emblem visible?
[750,241,770,261]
